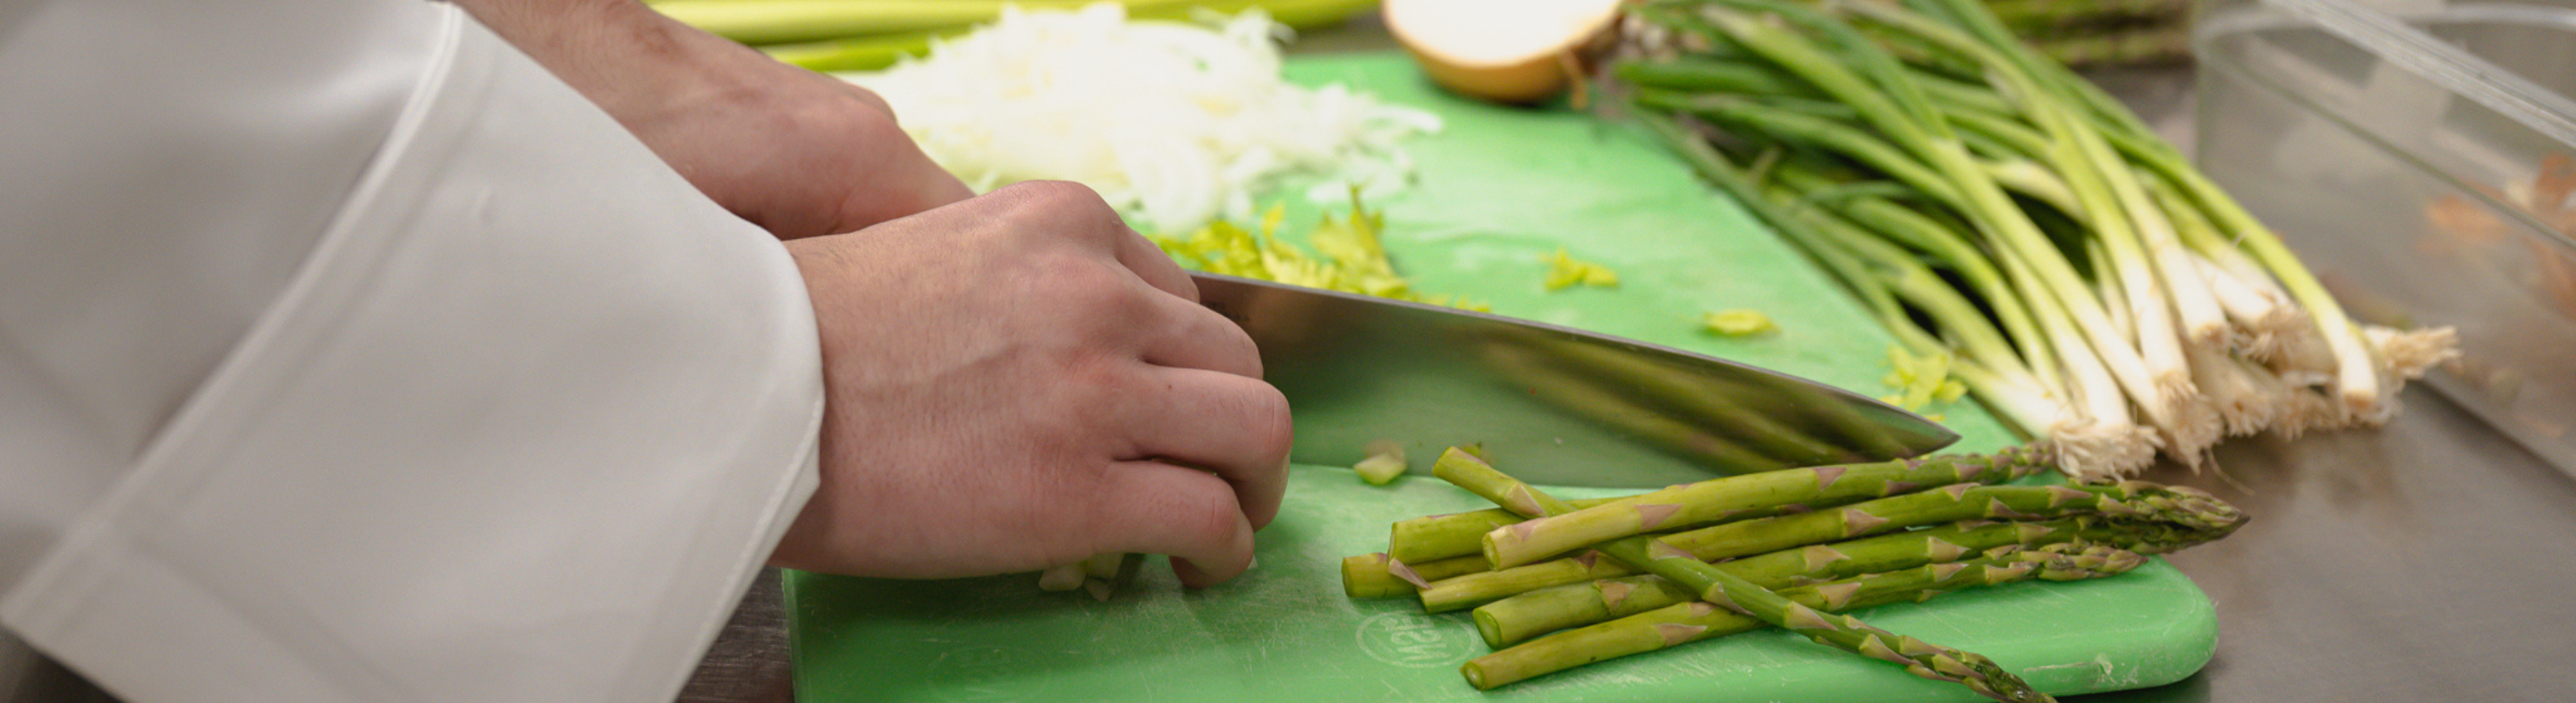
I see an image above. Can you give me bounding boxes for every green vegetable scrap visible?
[1151,195,1479,309]
[1543,248,1621,291]
[1880,344,1969,420]
[1354,441,1409,486]
[1701,309,1777,336]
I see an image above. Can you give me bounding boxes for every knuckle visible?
[997,180,1103,213]
[831,100,901,138]
[838,83,897,121]
[992,181,1123,239]
[1057,355,1134,408]
[1174,487,1244,548]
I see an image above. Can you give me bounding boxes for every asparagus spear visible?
[1460,541,2149,690]
[1473,511,2237,645]
[1436,450,2056,702]
[1425,508,2187,614]
[1436,473,2235,610]
[1484,445,2054,568]
[1555,479,2230,579]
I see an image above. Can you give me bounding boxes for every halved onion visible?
[1384,0,1623,104]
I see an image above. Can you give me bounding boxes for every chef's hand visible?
[767,182,1292,587]
[455,0,971,239]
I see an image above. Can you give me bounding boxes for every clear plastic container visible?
[2193,0,2576,472]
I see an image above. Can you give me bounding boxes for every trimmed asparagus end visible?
[1473,608,1507,649]
[1353,452,1408,486]
[1038,563,1086,592]
[1341,553,1410,598]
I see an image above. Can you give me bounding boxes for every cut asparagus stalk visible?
[1460,541,2148,690]
[1436,444,2056,702]
[1385,495,1632,565]
[1419,547,1640,613]
[1342,552,1495,598]
[1353,451,1407,486]
[1483,445,2054,568]
[1474,574,1700,648]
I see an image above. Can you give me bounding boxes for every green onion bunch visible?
[1614,0,2456,479]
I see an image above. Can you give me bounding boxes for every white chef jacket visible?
[0,1,826,701]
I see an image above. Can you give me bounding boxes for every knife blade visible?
[1189,272,1959,488]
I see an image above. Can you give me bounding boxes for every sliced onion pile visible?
[843,4,1442,233]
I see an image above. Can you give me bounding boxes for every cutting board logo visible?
[1354,612,1477,668]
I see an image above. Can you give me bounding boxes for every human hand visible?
[459,0,971,239]
[767,182,1292,587]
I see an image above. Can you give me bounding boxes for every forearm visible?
[448,0,713,120]
[445,0,969,238]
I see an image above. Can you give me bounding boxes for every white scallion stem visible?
[2186,343,2276,437]
[2089,241,2135,343]
[1999,243,2156,478]
[2184,247,2308,355]
[1981,157,2081,216]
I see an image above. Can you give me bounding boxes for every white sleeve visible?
[0,4,824,702]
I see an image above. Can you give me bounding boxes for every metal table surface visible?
[9,20,2574,703]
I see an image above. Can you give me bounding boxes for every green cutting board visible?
[785,53,2216,702]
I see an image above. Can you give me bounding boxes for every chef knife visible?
[1189,272,1959,488]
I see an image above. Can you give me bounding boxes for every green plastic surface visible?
[785,53,2216,702]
